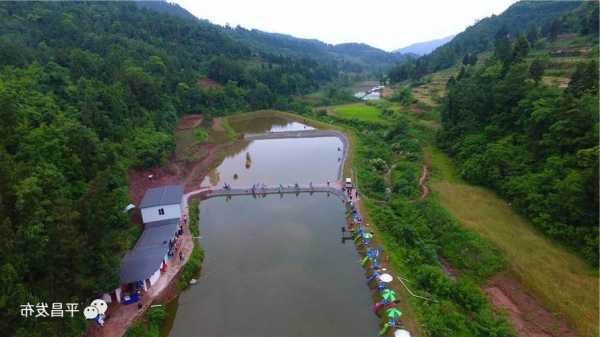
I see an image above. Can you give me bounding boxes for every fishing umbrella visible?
[381,289,396,303]
[379,273,393,283]
[394,329,411,337]
[367,248,379,259]
[386,307,402,320]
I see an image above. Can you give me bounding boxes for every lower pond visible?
[167,193,379,337]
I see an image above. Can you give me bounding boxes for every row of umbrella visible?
[352,221,410,337]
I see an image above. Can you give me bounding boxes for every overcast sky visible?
[173,0,517,51]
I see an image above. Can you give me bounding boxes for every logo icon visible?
[83,299,107,326]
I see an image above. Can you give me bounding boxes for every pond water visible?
[167,194,378,337]
[202,137,344,188]
[229,115,314,134]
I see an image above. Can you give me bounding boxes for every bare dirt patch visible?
[197,78,223,90]
[484,274,579,337]
[128,115,240,204]
[176,114,203,131]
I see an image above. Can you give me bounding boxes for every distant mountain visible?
[393,35,455,56]
[227,29,412,72]
[135,0,411,73]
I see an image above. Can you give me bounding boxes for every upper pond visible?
[203,117,342,188]
[228,115,315,134]
[167,116,378,337]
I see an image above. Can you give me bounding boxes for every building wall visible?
[149,268,161,286]
[141,204,181,223]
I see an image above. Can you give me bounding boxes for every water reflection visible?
[229,116,314,134]
[202,137,343,188]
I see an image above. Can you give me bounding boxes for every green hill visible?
[135,0,411,74]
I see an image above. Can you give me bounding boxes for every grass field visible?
[330,103,386,123]
[424,146,599,337]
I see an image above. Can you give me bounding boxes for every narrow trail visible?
[418,164,429,200]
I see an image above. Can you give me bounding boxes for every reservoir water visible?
[167,116,379,337]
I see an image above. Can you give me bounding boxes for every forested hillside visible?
[135,0,410,74]
[388,0,590,82]
[224,28,412,74]
[0,2,339,336]
[436,18,599,262]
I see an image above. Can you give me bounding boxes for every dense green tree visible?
[512,33,530,62]
[494,26,513,65]
[566,60,599,98]
[526,24,539,45]
[529,58,546,83]
[548,19,561,41]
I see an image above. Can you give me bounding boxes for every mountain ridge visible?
[135,0,412,73]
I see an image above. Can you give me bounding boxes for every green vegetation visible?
[331,103,386,123]
[188,199,200,238]
[124,306,167,337]
[389,85,416,106]
[192,128,208,144]
[178,198,203,291]
[177,244,204,291]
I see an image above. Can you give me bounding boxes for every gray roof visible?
[119,246,167,284]
[119,219,179,284]
[135,220,178,249]
[139,185,183,209]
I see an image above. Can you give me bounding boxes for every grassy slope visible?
[424,146,599,337]
[330,102,387,124]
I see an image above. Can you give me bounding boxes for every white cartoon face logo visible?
[83,305,99,319]
[90,299,108,315]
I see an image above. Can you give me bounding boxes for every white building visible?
[116,185,183,303]
[139,185,183,223]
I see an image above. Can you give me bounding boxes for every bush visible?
[390,85,417,106]
[192,128,208,144]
